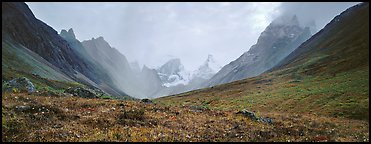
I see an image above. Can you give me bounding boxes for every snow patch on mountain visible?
[156,55,222,88]
[156,58,191,87]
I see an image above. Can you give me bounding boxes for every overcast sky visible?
[26,2,358,71]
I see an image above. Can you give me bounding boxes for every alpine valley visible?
[2,2,369,142]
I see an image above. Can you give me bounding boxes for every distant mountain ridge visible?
[205,15,312,87]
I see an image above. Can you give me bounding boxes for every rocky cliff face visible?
[81,37,137,96]
[59,29,128,97]
[152,55,222,98]
[140,65,164,98]
[2,3,89,78]
[81,37,164,99]
[206,15,312,87]
[2,2,129,98]
[156,58,191,87]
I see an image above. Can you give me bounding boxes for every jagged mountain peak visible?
[60,28,76,40]
[205,54,216,64]
[157,58,183,75]
[203,54,222,72]
[166,58,181,66]
[142,65,151,71]
[84,36,112,50]
[271,14,300,27]
[90,36,105,41]
[206,14,312,87]
[96,36,104,41]
[191,54,222,80]
[67,28,76,39]
[156,58,191,87]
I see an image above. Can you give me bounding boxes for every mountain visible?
[139,65,164,98]
[130,61,141,73]
[156,58,191,87]
[2,2,132,98]
[151,55,221,98]
[3,3,91,81]
[158,2,368,122]
[81,37,164,99]
[2,38,74,82]
[270,3,369,75]
[206,15,312,87]
[80,37,139,96]
[59,28,128,97]
[186,54,222,91]
[191,54,222,80]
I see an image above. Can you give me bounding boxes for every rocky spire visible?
[67,28,76,39]
[60,28,76,40]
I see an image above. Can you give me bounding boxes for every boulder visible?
[64,87,99,99]
[259,117,273,124]
[236,109,258,120]
[15,105,31,112]
[141,98,153,104]
[3,77,35,93]
[190,105,209,112]
[236,109,274,124]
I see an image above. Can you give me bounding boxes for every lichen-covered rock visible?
[64,87,99,99]
[259,117,273,124]
[236,109,274,124]
[141,98,153,104]
[2,77,35,93]
[236,109,258,120]
[64,86,108,99]
[15,105,31,112]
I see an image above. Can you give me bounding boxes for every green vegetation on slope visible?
[156,67,369,121]
[156,2,369,122]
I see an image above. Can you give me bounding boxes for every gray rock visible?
[3,77,35,93]
[141,98,153,104]
[236,109,258,120]
[64,87,100,99]
[16,105,31,112]
[236,109,274,124]
[189,105,209,113]
[259,117,273,124]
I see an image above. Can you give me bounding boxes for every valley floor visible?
[2,92,369,142]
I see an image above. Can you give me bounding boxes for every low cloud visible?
[27,2,358,71]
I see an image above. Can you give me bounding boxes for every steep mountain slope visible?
[157,3,369,121]
[206,15,311,87]
[2,3,90,81]
[81,37,138,96]
[2,38,73,82]
[140,65,165,98]
[270,3,369,75]
[59,29,128,97]
[130,61,141,74]
[2,2,130,98]
[81,37,163,99]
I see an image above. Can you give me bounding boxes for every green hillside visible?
[156,3,369,121]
